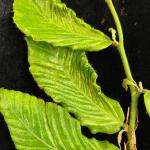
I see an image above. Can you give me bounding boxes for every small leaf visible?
[0,88,119,150]
[144,90,150,116]
[13,0,112,51]
[27,37,124,134]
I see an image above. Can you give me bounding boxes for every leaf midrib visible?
[30,48,120,123]
[28,0,108,42]
[56,59,120,123]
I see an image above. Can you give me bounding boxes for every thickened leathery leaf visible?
[0,89,119,150]
[27,37,124,134]
[144,90,150,116]
[13,0,112,51]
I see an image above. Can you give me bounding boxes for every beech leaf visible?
[144,90,150,116]
[13,0,112,51]
[27,37,124,134]
[0,88,119,150]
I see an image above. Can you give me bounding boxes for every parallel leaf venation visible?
[27,38,124,134]
[13,0,112,51]
[0,88,119,150]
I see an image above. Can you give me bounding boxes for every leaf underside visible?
[27,37,124,134]
[0,88,119,150]
[144,91,150,116]
[13,0,112,51]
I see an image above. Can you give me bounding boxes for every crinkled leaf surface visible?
[0,88,119,150]
[144,90,150,116]
[13,0,112,51]
[27,37,124,134]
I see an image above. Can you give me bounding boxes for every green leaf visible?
[13,0,112,51]
[144,90,150,116]
[27,37,124,134]
[0,88,119,150]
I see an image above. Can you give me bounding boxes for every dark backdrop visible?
[0,0,150,149]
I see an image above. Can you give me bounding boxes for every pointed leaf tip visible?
[13,0,112,51]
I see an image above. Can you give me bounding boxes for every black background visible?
[0,0,150,149]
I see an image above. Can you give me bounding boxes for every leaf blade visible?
[144,90,150,116]
[0,88,119,150]
[13,0,112,51]
[27,37,124,134]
